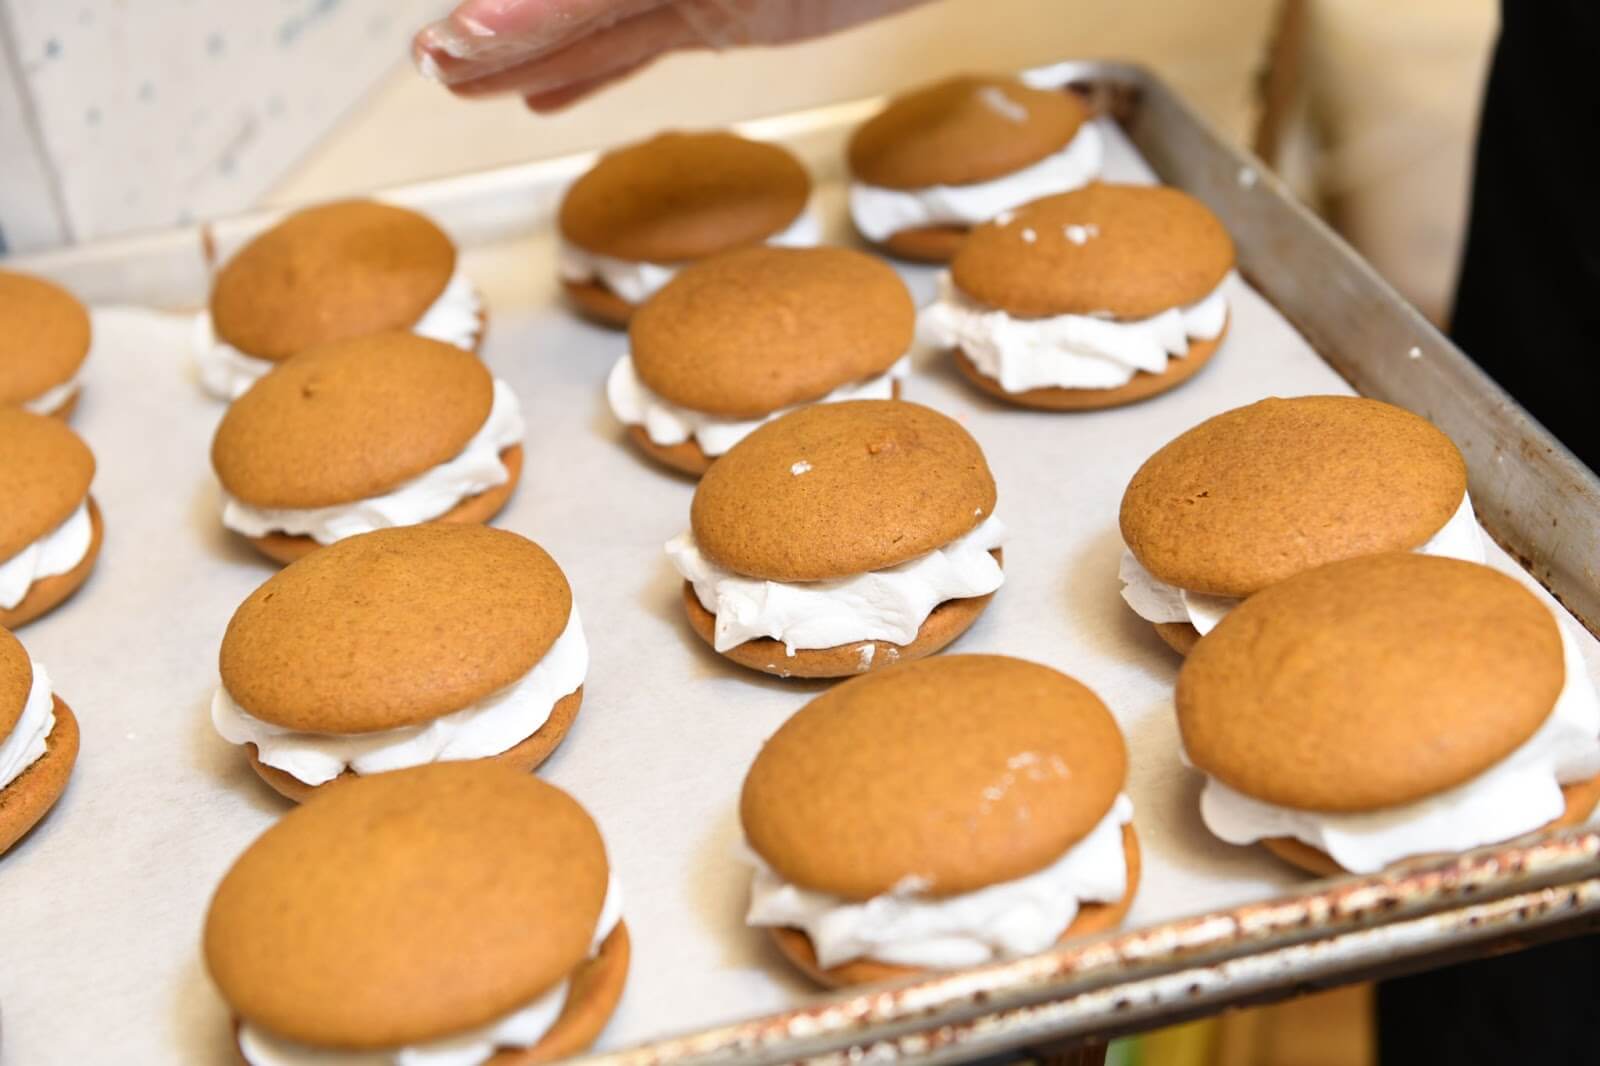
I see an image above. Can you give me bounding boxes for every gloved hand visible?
[413,0,933,111]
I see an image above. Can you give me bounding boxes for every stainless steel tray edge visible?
[1105,61,1600,634]
[583,828,1600,1065]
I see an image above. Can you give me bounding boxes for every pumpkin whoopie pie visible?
[0,409,103,628]
[195,199,484,400]
[848,74,1101,263]
[0,269,91,418]
[920,183,1234,409]
[204,762,627,1065]
[1118,395,1485,654]
[666,400,1005,679]
[0,627,80,855]
[211,331,523,564]
[557,130,820,328]
[212,525,585,802]
[742,654,1137,986]
[607,246,915,476]
[1179,553,1600,877]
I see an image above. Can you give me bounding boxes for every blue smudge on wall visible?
[278,0,344,48]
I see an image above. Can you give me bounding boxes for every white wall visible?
[0,0,443,253]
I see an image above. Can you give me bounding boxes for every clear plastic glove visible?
[413,0,933,111]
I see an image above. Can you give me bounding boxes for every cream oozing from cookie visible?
[557,208,823,306]
[212,606,586,787]
[607,354,911,458]
[1193,621,1600,874]
[850,123,1103,242]
[194,263,484,401]
[0,659,56,791]
[21,376,80,416]
[1119,492,1487,636]
[236,870,624,1066]
[746,794,1132,968]
[920,269,1230,392]
[0,499,94,610]
[666,514,1007,654]
[219,378,524,545]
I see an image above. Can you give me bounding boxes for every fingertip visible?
[523,86,592,113]
[412,40,446,83]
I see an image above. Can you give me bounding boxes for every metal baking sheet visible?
[2,62,1597,1066]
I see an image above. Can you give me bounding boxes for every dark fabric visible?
[1448,0,1600,473]
[1377,936,1600,1064]
[1378,5,1600,1062]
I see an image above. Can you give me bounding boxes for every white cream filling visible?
[194,264,484,401]
[747,794,1132,969]
[920,270,1230,392]
[0,499,93,610]
[1018,62,1081,89]
[212,606,586,787]
[1194,621,1600,875]
[21,376,80,415]
[1120,492,1488,635]
[849,124,1103,242]
[606,353,911,458]
[667,514,1007,655]
[237,871,625,1066]
[220,379,524,546]
[557,208,823,307]
[0,659,55,791]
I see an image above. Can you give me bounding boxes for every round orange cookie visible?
[1179,554,1564,813]
[210,200,458,363]
[937,183,1233,406]
[558,131,812,326]
[0,628,81,855]
[0,269,91,415]
[848,75,1089,191]
[559,131,810,264]
[217,525,582,799]
[882,224,970,264]
[679,400,1001,678]
[0,409,101,627]
[210,332,520,562]
[204,763,625,1057]
[630,247,913,419]
[1121,396,1469,600]
[691,400,995,582]
[950,183,1235,320]
[1178,553,1593,877]
[616,246,913,475]
[742,655,1137,984]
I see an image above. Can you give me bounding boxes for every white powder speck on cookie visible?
[1063,223,1099,245]
[994,210,1015,226]
[790,460,812,476]
[976,85,1029,123]
[1021,228,1037,243]
[857,644,876,670]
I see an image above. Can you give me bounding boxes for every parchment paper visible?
[2,121,1596,1065]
